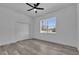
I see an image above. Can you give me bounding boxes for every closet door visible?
[16,22,29,41]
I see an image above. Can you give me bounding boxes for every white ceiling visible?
[0,3,75,17]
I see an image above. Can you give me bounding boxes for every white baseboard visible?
[0,40,18,46]
[0,38,31,46]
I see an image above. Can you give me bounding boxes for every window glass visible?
[40,17,56,33]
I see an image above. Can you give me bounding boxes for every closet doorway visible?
[15,22,30,41]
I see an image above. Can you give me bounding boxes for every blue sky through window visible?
[48,17,56,28]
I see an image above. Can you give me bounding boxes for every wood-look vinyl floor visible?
[0,39,79,55]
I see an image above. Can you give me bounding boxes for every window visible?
[40,17,56,33]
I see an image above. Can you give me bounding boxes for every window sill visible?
[40,32,56,34]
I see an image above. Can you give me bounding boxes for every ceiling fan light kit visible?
[26,3,44,13]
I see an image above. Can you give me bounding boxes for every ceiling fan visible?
[26,3,44,13]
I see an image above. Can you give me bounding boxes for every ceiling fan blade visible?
[36,3,40,6]
[26,3,34,7]
[27,8,34,11]
[36,8,44,10]
[34,4,36,6]
[34,3,40,7]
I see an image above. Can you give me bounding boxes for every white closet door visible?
[16,22,29,41]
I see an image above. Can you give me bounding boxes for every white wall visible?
[0,6,32,45]
[77,4,79,50]
[33,5,77,47]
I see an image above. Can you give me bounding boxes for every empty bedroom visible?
[0,3,79,55]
